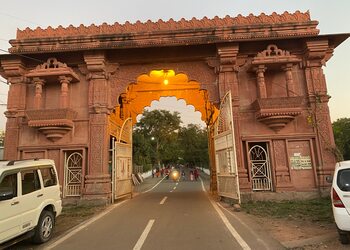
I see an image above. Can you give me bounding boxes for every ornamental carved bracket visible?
[253,96,304,132]
[25,108,77,141]
[252,44,301,67]
[26,58,79,83]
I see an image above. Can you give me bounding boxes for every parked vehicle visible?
[330,160,350,244]
[0,159,62,247]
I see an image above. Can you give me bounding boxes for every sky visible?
[0,0,349,129]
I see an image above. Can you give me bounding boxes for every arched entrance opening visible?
[113,70,218,125]
[108,70,240,203]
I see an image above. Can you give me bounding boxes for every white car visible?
[331,160,350,244]
[0,159,62,247]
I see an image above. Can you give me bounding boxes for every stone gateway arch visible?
[0,11,348,202]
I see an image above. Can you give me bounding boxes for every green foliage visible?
[132,132,153,167]
[132,110,209,169]
[241,197,333,223]
[178,124,209,168]
[0,130,4,147]
[332,118,350,160]
[133,110,181,167]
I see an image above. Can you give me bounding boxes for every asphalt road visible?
[37,173,285,250]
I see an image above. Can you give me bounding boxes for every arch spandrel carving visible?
[110,61,218,109]
[108,70,219,133]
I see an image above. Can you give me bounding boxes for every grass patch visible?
[241,197,334,224]
[54,205,106,236]
[61,205,106,217]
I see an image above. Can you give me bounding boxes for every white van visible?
[0,159,62,247]
[330,160,350,244]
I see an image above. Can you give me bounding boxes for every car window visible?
[40,167,57,187]
[21,169,41,195]
[0,173,18,197]
[337,169,350,192]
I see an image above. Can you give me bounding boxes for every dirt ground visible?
[251,215,349,250]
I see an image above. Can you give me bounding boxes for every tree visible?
[133,110,181,167]
[332,118,350,160]
[0,130,4,147]
[132,132,153,171]
[133,110,210,169]
[178,124,209,168]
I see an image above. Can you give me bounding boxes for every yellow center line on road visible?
[160,196,168,205]
[133,219,155,250]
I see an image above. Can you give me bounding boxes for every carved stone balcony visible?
[25,108,77,141]
[253,97,304,132]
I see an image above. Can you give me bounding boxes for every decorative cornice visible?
[7,11,320,54]
[16,11,314,39]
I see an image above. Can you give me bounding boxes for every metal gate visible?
[112,118,133,201]
[64,151,83,197]
[214,91,240,203]
[249,144,272,191]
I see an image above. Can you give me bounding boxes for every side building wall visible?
[234,40,337,195]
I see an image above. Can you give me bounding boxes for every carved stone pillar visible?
[283,63,295,97]
[83,51,112,199]
[304,39,336,188]
[0,58,27,160]
[217,44,239,99]
[256,65,267,98]
[231,66,249,189]
[217,44,249,191]
[33,77,45,109]
[59,76,71,108]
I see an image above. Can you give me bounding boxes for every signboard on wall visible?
[288,140,316,189]
[290,153,312,170]
[288,141,313,170]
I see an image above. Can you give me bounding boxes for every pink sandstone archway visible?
[0,11,348,202]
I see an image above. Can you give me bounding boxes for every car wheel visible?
[339,231,350,245]
[32,210,55,244]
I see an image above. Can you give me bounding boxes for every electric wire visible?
[0,11,41,26]
[0,48,44,63]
